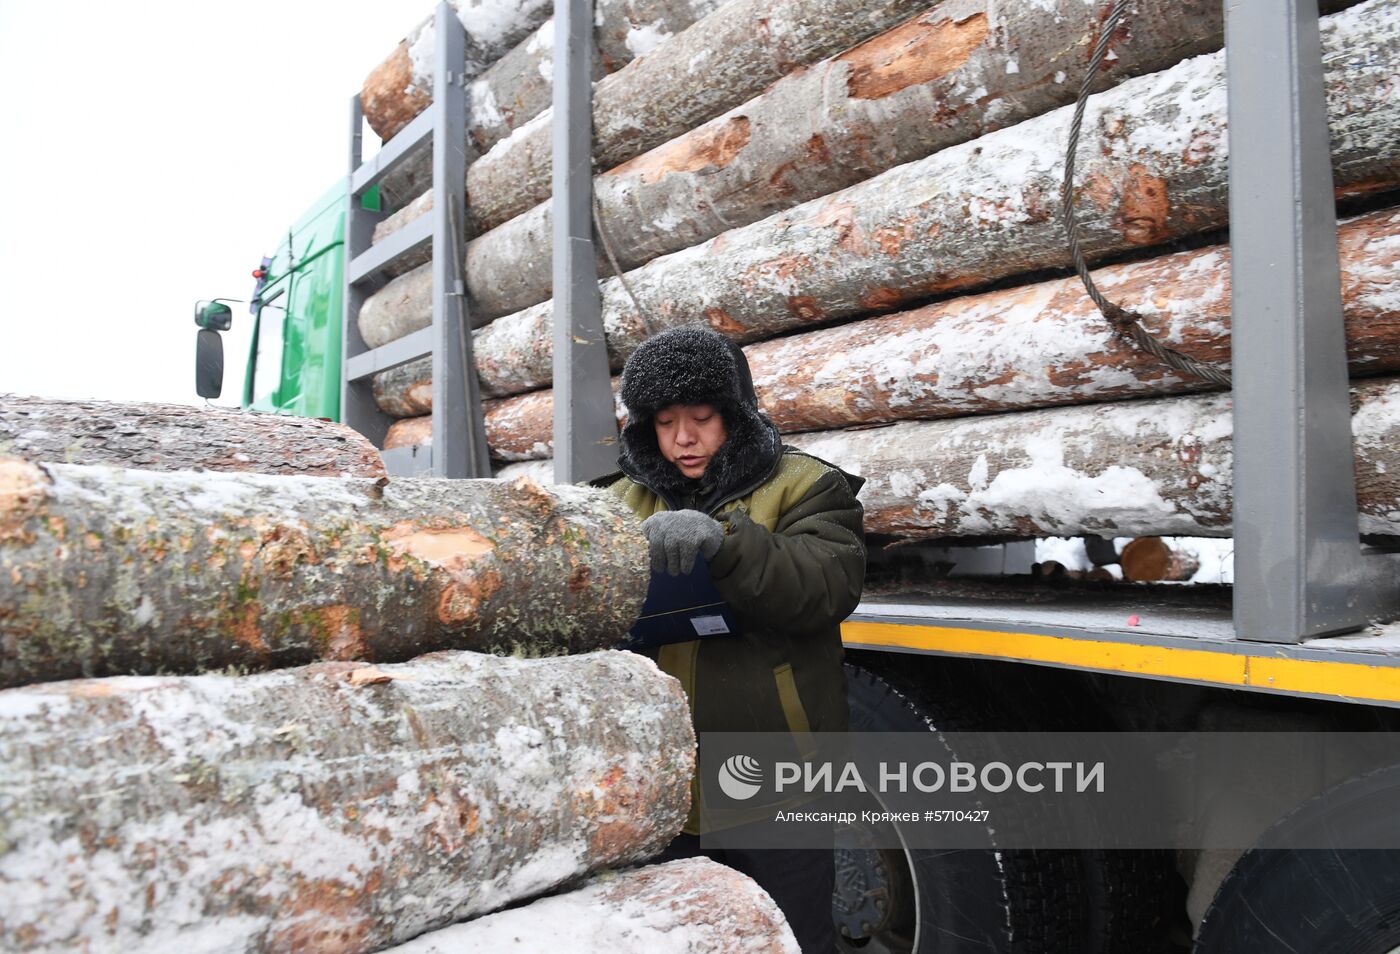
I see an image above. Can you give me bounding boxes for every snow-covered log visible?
[465,0,1246,321]
[466,0,937,234]
[360,0,554,142]
[0,460,646,687]
[372,0,727,233]
[359,0,937,345]
[786,378,1400,542]
[377,372,621,461]
[498,378,1400,539]
[378,859,798,953]
[0,650,693,953]
[456,0,1400,395]
[0,395,386,478]
[374,204,1400,459]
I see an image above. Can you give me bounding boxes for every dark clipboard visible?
[625,556,742,650]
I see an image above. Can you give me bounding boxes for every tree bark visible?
[372,206,1400,457]
[0,395,386,478]
[360,0,554,142]
[0,459,646,687]
[371,0,727,247]
[463,0,1248,322]
[385,415,435,451]
[500,378,1400,541]
[376,369,622,461]
[0,650,694,953]
[782,377,1400,543]
[466,0,939,235]
[359,0,941,344]
[378,859,798,953]
[457,0,1400,396]
[1120,537,1199,582]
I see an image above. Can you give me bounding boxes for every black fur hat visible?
[617,326,782,507]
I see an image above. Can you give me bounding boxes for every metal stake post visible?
[1226,0,1368,641]
[431,1,491,478]
[341,95,391,450]
[551,0,620,484]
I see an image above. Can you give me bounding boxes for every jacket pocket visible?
[773,662,818,759]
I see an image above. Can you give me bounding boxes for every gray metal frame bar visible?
[345,327,433,382]
[430,0,491,478]
[342,1,491,478]
[349,107,434,196]
[551,0,620,484]
[347,216,431,285]
[1225,0,1370,642]
[340,95,391,449]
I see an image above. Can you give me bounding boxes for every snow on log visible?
[379,859,799,953]
[0,461,646,687]
[359,0,554,142]
[0,394,386,478]
[359,0,936,346]
[466,0,1247,322]
[499,378,1400,539]
[371,0,727,241]
[785,377,1400,542]
[466,0,936,234]
[461,0,1400,395]
[373,205,1400,458]
[0,650,694,953]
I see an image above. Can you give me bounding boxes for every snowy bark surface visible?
[359,0,555,141]
[0,650,694,953]
[0,461,647,687]
[378,859,798,953]
[372,0,726,243]
[460,0,1400,396]
[0,395,385,478]
[466,0,937,234]
[465,0,1240,322]
[370,206,1400,458]
[786,378,1400,542]
[360,0,937,344]
[498,378,1400,540]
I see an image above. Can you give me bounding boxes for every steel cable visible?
[1061,0,1232,387]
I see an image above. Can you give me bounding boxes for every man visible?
[598,325,866,952]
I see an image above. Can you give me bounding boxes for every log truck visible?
[192,0,1400,949]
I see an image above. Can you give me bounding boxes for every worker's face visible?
[654,403,728,480]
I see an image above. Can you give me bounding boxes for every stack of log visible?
[356,0,1400,547]
[0,400,797,952]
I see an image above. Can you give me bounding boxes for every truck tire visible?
[842,662,1087,953]
[1195,765,1400,953]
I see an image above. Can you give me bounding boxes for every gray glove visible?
[640,510,725,576]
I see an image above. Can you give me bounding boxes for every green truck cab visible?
[195,182,379,420]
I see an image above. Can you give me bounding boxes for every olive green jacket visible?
[606,449,866,832]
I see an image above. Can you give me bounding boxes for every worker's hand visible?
[640,510,725,576]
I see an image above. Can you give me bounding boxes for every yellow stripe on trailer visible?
[842,621,1400,706]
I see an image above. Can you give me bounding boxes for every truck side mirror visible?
[195,300,233,331]
[196,329,224,399]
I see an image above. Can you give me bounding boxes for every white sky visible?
[0,0,427,408]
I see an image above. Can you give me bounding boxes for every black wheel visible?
[1195,765,1400,953]
[841,662,1086,953]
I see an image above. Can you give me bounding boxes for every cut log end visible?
[361,40,432,142]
